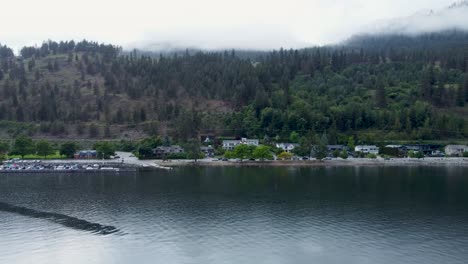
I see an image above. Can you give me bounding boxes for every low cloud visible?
[358,1,468,36]
[127,25,312,51]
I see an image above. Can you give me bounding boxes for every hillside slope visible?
[0,36,467,143]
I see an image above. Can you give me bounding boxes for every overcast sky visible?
[0,0,454,51]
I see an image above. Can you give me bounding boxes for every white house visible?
[355,145,379,154]
[445,145,468,156]
[276,143,299,153]
[222,138,259,150]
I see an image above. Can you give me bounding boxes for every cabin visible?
[382,145,406,157]
[153,145,185,159]
[445,145,468,156]
[327,145,347,152]
[355,145,379,154]
[200,146,215,157]
[404,144,441,155]
[74,150,97,159]
[276,143,299,153]
[222,138,259,150]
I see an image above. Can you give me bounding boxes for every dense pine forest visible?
[0,31,467,144]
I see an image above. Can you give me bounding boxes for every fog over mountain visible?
[127,25,310,52]
[132,1,468,52]
[0,0,466,52]
[358,1,468,36]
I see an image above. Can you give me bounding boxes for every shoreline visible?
[3,156,467,172]
[154,157,468,168]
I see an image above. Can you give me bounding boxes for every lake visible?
[1,166,468,264]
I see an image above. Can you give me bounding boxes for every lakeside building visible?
[222,138,259,150]
[74,150,97,159]
[200,146,215,157]
[153,145,185,159]
[276,143,299,153]
[404,144,442,155]
[382,145,406,157]
[355,145,379,154]
[445,145,468,156]
[327,145,348,152]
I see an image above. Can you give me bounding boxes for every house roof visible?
[385,145,402,148]
[445,145,468,149]
[277,143,299,147]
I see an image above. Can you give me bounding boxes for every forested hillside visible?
[0,32,467,144]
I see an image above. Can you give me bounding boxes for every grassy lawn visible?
[6,151,67,160]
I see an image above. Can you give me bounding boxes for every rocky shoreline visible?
[154,157,468,167]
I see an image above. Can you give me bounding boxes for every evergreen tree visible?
[420,67,435,101]
[12,135,35,158]
[456,84,465,107]
[375,79,387,108]
[464,74,468,102]
[60,142,79,158]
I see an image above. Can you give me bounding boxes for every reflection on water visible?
[0,166,468,264]
[0,202,119,235]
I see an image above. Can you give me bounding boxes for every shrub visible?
[366,153,377,159]
[278,151,293,160]
[252,145,273,160]
[408,150,424,159]
[339,150,348,159]
[94,141,116,159]
[224,151,234,159]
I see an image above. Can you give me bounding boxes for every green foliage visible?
[7,151,65,160]
[339,150,348,159]
[184,138,203,161]
[224,151,234,159]
[332,149,341,158]
[289,132,299,143]
[463,152,468,157]
[311,133,328,159]
[252,145,273,160]
[408,150,425,159]
[380,147,400,157]
[0,121,36,137]
[0,141,10,154]
[293,136,312,157]
[60,142,79,158]
[117,140,137,152]
[137,137,162,159]
[366,153,377,159]
[231,144,256,160]
[94,141,116,159]
[36,140,54,158]
[137,144,153,159]
[0,35,468,142]
[278,151,293,160]
[12,135,35,158]
[347,136,356,150]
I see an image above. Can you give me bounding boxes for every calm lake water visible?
[1,166,468,264]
